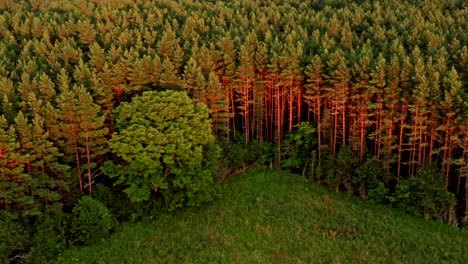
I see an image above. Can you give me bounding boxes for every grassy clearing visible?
[56,167,467,263]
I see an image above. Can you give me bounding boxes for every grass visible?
[56,166,467,263]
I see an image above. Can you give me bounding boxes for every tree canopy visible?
[104,90,220,208]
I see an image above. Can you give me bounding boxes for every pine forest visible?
[0,0,467,262]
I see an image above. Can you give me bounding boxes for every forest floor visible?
[56,167,467,263]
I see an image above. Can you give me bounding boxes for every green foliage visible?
[259,141,275,167]
[217,136,261,175]
[93,183,162,222]
[0,213,29,264]
[281,122,317,172]
[219,141,246,171]
[104,90,219,209]
[56,167,468,264]
[367,183,389,204]
[0,115,36,216]
[28,203,69,263]
[71,196,113,246]
[389,165,456,219]
[322,146,359,193]
[352,156,386,198]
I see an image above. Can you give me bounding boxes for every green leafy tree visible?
[104,90,220,209]
[281,122,317,175]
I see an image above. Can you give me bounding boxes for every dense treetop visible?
[0,0,467,238]
[0,0,467,262]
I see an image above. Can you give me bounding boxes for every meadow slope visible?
[56,167,467,263]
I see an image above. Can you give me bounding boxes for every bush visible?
[28,203,68,263]
[71,196,113,245]
[259,141,275,168]
[93,183,164,222]
[0,213,30,264]
[352,157,386,199]
[217,137,261,173]
[321,146,358,193]
[367,183,389,204]
[389,165,456,219]
[281,122,317,173]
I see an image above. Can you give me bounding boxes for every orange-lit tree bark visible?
[440,68,464,187]
[304,55,326,160]
[268,55,284,166]
[325,50,351,155]
[350,52,373,163]
[381,56,402,173]
[396,56,412,178]
[216,35,237,141]
[207,72,231,137]
[280,34,304,133]
[369,54,386,161]
[235,33,258,143]
[408,55,431,176]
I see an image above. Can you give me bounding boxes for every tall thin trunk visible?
[2,172,7,211]
[297,87,302,124]
[230,87,236,140]
[289,74,294,132]
[85,135,92,195]
[333,105,338,155]
[397,106,407,179]
[359,108,366,164]
[276,82,282,167]
[74,135,83,192]
[317,98,322,161]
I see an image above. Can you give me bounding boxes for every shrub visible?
[259,141,275,168]
[281,122,317,173]
[28,203,68,263]
[352,156,386,199]
[389,165,456,219]
[71,196,113,245]
[367,183,389,204]
[322,146,358,193]
[0,212,30,264]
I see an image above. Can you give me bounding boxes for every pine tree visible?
[380,56,402,173]
[15,112,63,209]
[304,55,326,160]
[279,32,304,133]
[216,34,238,141]
[0,115,34,215]
[369,54,387,161]
[440,68,464,187]
[207,71,231,138]
[157,22,184,84]
[55,85,108,194]
[77,19,97,45]
[235,32,258,143]
[350,51,373,163]
[325,49,351,155]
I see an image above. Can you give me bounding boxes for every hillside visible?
[56,167,467,263]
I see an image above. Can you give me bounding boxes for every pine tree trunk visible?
[74,135,83,192]
[397,108,406,179]
[85,135,93,195]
